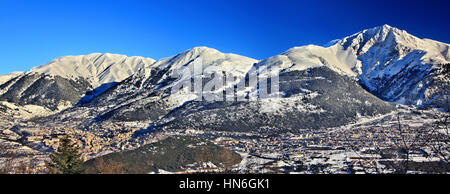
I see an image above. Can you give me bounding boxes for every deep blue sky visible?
[0,0,449,75]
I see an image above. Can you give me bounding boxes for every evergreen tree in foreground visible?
[46,135,85,174]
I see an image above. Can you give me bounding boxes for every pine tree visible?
[46,135,85,174]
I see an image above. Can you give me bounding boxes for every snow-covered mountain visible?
[1,24,448,132]
[133,46,257,86]
[0,53,155,110]
[29,53,155,88]
[252,24,449,109]
[330,24,449,108]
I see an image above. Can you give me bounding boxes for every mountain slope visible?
[257,45,360,77]
[155,54,394,133]
[0,72,23,85]
[0,53,155,110]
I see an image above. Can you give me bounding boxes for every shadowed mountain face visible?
[0,73,91,110]
[153,66,394,133]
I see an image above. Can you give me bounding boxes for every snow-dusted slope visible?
[0,72,23,85]
[331,24,450,107]
[160,65,394,133]
[0,53,155,110]
[256,44,360,77]
[0,101,55,119]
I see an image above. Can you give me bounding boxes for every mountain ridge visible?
[0,24,448,114]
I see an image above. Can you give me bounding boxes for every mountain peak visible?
[177,46,221,57]
[376,24,394,30]
[156,46,256,68]
[332,24,423,56]
[370,24,406,36]
[189,46,219,52]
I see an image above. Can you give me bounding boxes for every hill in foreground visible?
[83,136,241,174]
